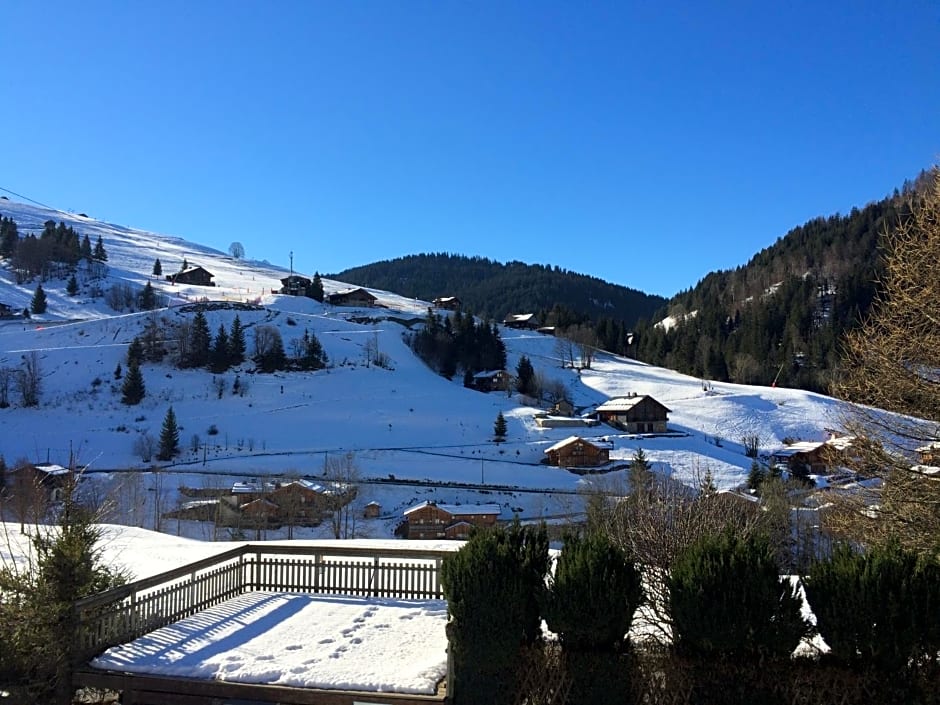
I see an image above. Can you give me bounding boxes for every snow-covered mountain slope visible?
[0,198,846,501]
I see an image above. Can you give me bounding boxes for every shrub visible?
[440,522,548,705]
[669,530,810,660]
[804,542,940,673]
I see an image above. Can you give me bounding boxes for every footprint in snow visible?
[318,638,334,644]
[284,644,302,651]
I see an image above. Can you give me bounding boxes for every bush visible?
[804,542,940,673]
[440,522,548,705]
[545,532,643,705]
[668,530,810,661]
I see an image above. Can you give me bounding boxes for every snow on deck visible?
[91,591,449,695]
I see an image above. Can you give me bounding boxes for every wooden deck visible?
[73,543,454,705]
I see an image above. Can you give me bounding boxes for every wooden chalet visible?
[280,274,311,296]
[551,399,575,417]
[328,287,377,307]
[432,296,461,311]
[4,462,73,503]
[917,441,940,466]
[595,394,670,433]
[543,436,611,468]
[770,436,855,477]
[402,501,501,540]
[166,265,215,287]
[471,369,511,393]
[363,501,382,518]
[503,313,538,329]
[0,301,14,318]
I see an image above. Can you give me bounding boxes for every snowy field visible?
[0,198,853,543]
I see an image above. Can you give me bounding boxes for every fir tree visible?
[628,448,653,501]
[298,329,328,370]
[92,235,107,262]
[515,355,535,396]
[139,281,156,310]
[126,336,144,366]
[152,258,162,276]
[307,272,325,302]
[113,362,122,380]
[187,310,211,368]
[699,467,718,495]
[31,283,47,315]
[0,216,19,258]
[180,257,188,271]
[80,233,92,261]
[229,315,246,365]
[66,274,79,296]
[494,411,507,440]
[120,359,145,405]
[157,406,180,461]
[210,324,230,373]
[747,460,766,491]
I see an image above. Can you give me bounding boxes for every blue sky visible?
[2,1,937,298]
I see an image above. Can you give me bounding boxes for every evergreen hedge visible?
[440,522,548,705]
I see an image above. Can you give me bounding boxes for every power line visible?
[0,184,58,212]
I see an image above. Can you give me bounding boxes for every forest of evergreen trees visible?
[332,254,666,328]
[630,189,915,391]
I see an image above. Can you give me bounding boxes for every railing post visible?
[254,549,262,590]
[371,555,380,598]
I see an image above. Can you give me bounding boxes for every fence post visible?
[371,555,380,598]
[255,549,262,590]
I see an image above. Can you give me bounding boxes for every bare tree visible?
[829,168,940,555]
[228,242,245,259]
[323,452,360,539]
[132,432,155,463]
[554,336,576,369]
[16,352,41,407]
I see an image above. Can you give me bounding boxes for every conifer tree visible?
[307,272,325,302]
[494,411,507,440]
[113,362,122,380]
[92,235,107,262]
[0,216,19,258]
[127,336,144,366]
[152,258,162,276]
[80,233,92,261]
[298,328,327,370]
[66,274,78,296]
[139,281,156,310]
[628,447,653,501]
[121,359,145,405]
[31,283,47,315]
[157,406,180,461]
[187,310,211,368]
[515,355,535,396]
[210,324,230,373]
[229,315,246,365]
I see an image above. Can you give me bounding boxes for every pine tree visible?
[515,355,535,396]
[0,216,19,258]
[229,315,246,365]
[747,460,766,491]
[628,448,653,501]
[66,274,78,296]
[210,324,230,373]
[187,310,211,368]
[494,411,507,440]
[113,362,122,380]
[31,283,47,315]
[152,258,162,276]
[80,233,92,261]
[139,281,156,310]
[180,257,188,271]
[92,235,107,262]
[120,359,145,405]
[127,337,144,366]
[157,407,180,461]
[699,467,717,495]
[298,328,327,370]
[307,272,325,302]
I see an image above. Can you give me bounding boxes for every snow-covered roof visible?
[771,441,826,458]
[277,479,325,493]
[544,435,610,453]
[472,369,505,379]
[595,395,668,412]
[504,313,535,323]
[403,501,502,517]
[32,463,70,476]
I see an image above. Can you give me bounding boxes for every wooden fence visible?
[75,543,453,662]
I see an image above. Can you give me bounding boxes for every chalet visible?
[328,287,378,307]
[166,266,215,287]
[595,395,671,433]
[551,399,575,417]
[503,313,538,329]
[402,501,501,540]
[280,275,311,296]
[544,436,611,468]
[363,501,382,519]
[5,463,73,503]
[0,302,13,318]
[472,369,511,393]
[771,436,856,478]
[432,296,461,311]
